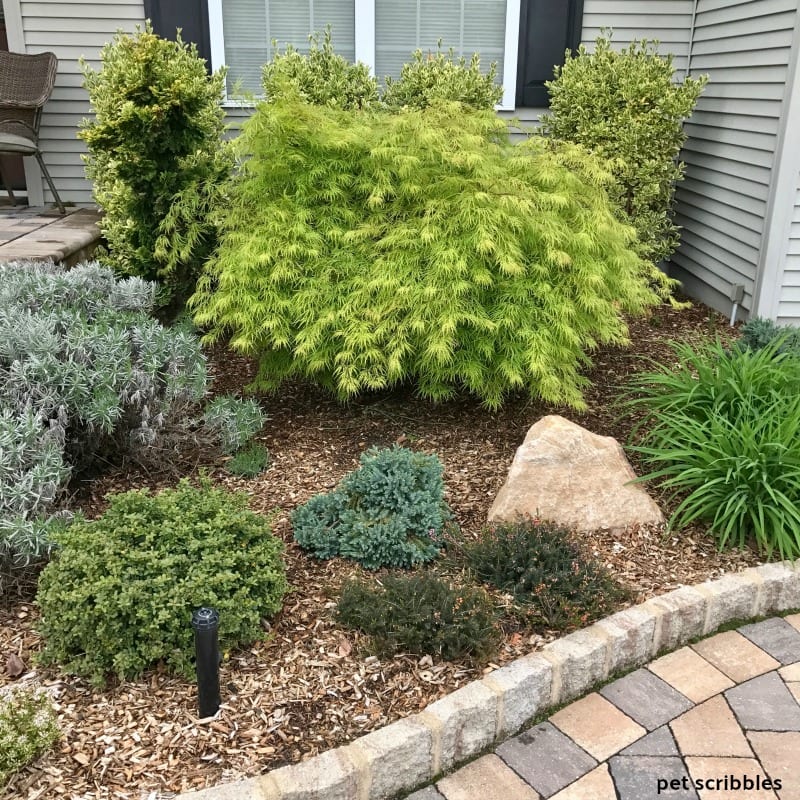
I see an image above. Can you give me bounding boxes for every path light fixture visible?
[191,607,221,719]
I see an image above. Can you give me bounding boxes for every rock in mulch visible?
[488,415,664,533]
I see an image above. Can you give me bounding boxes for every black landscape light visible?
[191,606,221,718]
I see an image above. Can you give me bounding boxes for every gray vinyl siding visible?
[670,0,798,315]
[581,0,694,73]
[778,183,800,323]
[19,0,145,205]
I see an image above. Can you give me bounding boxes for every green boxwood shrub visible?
[80,25,233,299]
[460,521,628,628]
[36,479,287,684]
[292,446,451,569]
[0,687,59,788]
[542,35,706,296]
[625,340,800,558]
[337,572,500,662]
[191,97,657,409]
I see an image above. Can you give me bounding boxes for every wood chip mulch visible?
[1,301,762,800]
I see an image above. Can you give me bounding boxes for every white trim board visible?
[208,0,521,111]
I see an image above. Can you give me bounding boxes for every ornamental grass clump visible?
[36,479,287,684]
[625,339,800,558]
[543,34,706,297]
[191,97,657,409]
[292,446,451,569]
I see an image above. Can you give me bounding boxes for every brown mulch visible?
[1,301,762,800]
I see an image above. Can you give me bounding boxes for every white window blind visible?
[220,0,356,95]
[374,0,506,83]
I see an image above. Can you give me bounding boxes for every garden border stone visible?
[178,561,800,800]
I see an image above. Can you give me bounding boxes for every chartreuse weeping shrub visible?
[0,261,264,600]
[292,446,451,569]
[542,35,707,296]
[36,479,287,684]
[80,25,233,300]
[624,339,800,558]
[191,97,657,408]
[0,687,59,788]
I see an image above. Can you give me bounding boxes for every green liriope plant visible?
[624,339,800,558]
[191,96,657,409]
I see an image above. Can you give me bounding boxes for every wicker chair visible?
[0,50,65,214]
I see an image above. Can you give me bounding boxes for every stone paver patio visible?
[406,614,800,800]
[0,203,101,265]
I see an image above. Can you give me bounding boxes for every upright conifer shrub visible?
[80,26,233,300]
[542,35,706,295]
[192,98,658,408]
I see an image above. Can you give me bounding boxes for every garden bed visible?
[1,300,762,800]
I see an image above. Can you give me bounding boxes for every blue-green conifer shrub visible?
[191,98,658,409]
[292,446,451,569]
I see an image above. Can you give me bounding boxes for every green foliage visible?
[80,24,233,298]
[36,479,287,684]
[0,687,59,788]
[203,396,265,454]
[459,521,627,628]
[192,97,657,408]
[542,34,707,295]
[383,46,502,110]
[336,572,500,662]
[292,446,451,569]
[262,27,379,110]
[624,340,800,558]
[227,441,270,477]
[739,317,800,355]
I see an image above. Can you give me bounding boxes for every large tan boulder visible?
[488,415,664,533]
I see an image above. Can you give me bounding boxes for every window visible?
[208,0,521,108]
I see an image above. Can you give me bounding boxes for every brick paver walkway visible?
[405,614,800,800]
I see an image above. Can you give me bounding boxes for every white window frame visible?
[207,0,520,110]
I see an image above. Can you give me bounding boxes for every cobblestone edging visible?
[179,562,800,800]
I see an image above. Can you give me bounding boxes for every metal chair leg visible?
[0,161,20,206]
[34,151,65,214]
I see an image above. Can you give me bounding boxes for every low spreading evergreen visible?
[191,97,658,408]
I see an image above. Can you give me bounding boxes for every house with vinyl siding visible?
[1,0,799,324]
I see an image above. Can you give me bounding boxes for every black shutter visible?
[143,0,212,72]
[516,0,584,108]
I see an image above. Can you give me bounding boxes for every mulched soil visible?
[1,300,762,799]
